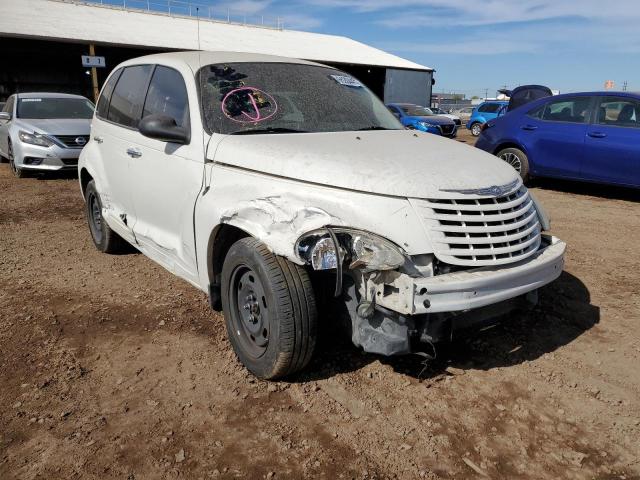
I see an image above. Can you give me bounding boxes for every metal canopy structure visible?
[0,0,434,105]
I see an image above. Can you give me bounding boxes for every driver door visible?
[126,65,204,284]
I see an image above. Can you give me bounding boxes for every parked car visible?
[476,91,640,187]
[0,93,94,177]
[430,107,461,126]
[387,103,457,137]
[79,51,565,379]
[452,106,474,123]
[466,101,509,136]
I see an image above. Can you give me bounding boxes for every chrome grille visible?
[52,135,89,148]
[413,185,541,266]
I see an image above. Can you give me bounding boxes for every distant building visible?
[0,0,434,105]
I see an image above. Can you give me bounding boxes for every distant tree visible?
[471,95,480,99]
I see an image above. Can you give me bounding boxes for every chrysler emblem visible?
[75,136,87,146]
[440,179,520,197]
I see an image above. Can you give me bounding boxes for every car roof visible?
[550,91,640,99]
[16,92,88,100]
[387,103,424,107]
[117,50,328,72]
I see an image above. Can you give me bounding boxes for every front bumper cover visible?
[370,235,566,316]
[13,141,81,171]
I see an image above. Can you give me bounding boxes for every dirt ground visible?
[1,130,639,479]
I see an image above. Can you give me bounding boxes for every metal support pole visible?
[89,44,100,103]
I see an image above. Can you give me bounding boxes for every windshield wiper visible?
[356,126,394,131]
[231,127,309,135]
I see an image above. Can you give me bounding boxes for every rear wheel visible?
[221,237,317,379]
[497,147,530,182]
[84,180,129,253]
[8,141,27,178]
[470,122,482,136]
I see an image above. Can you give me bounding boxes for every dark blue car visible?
[476,92,640,188]
[386,103,457,138]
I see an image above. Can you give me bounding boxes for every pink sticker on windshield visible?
[221,87,278,123]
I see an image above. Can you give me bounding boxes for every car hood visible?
[14,118,92,136]
[406,115,453,125]
[213,129,519,199]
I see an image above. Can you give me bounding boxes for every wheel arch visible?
[493,141,528,155]
[79,168,93,199]
[207,223,251,311]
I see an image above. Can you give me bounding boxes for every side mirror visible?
[0,111,11,121]
[138,114,189,144]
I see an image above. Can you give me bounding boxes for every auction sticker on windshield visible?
[330,75,363,88]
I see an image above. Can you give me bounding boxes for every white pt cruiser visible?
[79,52,566,379]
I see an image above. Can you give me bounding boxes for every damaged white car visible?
[79,52,566,379]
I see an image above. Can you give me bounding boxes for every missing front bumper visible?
[344,235,566,355]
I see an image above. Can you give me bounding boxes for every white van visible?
[79,52,565,379]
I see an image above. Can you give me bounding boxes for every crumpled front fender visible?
[219,194,343,264]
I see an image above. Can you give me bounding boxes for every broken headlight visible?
[296,228,405,272]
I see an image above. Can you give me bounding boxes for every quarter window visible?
[142,66,190,128]
[538,97,591,124]
[596,97,640,128]
[108,65,153,128]
[96,68,123,120]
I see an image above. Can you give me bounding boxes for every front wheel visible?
[8,141,27,178]
[470,122,482,136]
[497,147,530,182]
[221,237,317,379]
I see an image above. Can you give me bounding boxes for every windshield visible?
[17,97,94,119]
[199,62,402,134]
[400,105,434,116]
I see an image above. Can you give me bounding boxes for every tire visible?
[8,140,27,178]
[470,122,482,136]
[84,180,129,253]
[221,237,317,379]
[496,147,530,182]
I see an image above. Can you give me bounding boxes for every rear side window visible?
[596,97,640,128]
[108,65,153,128]
[142,66,190,128]
[96,68,122,120]
[536,97,592,124]
[478,103,500,113]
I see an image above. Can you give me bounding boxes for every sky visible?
[99,0,640,98]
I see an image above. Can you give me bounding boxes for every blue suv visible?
[475,91,640,188]
[386,103,457,138]
[467,101,509,136]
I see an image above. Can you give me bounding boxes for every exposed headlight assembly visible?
[296,228,406,273]
[18,130,54,147]
[529,192,551,231]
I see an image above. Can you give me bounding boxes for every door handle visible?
[93,136,103,144]
[521,125,538,131]
[588,132,607,138]
[126,147,142,158]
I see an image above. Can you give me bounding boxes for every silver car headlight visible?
[296,228,405,272]
[530,192,551,231]
[18,130,54,147]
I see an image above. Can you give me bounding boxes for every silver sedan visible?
[0,92,94,177]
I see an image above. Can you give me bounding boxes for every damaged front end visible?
[296,227,565,357]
